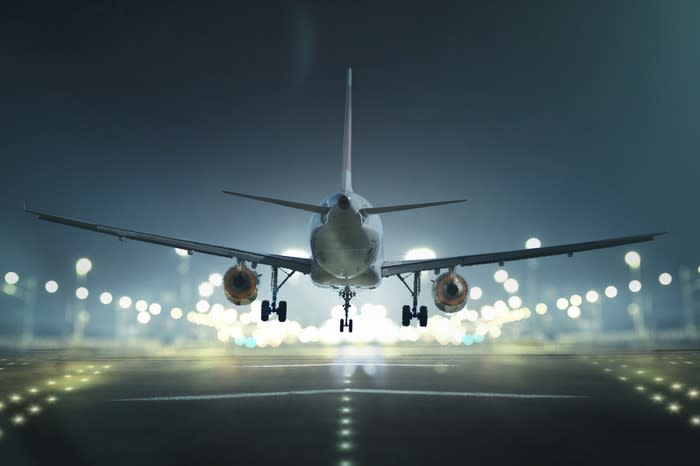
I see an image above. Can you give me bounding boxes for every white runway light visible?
[114,388,587,402]
[658,272,672,286]
[605,286,618,298]
[44,280,58,293]
[100,292,113,305]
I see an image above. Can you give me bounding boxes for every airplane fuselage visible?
[309,191,383,289]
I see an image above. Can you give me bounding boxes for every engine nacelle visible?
[432,272,468,313]
[223,264,258,305]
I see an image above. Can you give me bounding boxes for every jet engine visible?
[223,264,258,305]
[432,272,468,313]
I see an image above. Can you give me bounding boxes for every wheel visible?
[340,318,345,332]
[277,301,287,322]
[261,300,271,322]
[401,305,411,326]
[348,319,353,333]
[418,306,428,327]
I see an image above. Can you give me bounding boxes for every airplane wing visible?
[25,209,312,274]
[381,232,666,277]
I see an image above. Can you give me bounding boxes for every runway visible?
[1,347,698,465]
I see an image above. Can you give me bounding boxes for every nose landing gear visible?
[339,286,355,332]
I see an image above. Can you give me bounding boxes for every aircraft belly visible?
[311,224,379,280]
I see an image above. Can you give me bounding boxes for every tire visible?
[339,318,345,332]
[348,319,353,333]
[277,301,287,322]
[401,305,411,327]
[418,306,428,327]
[261,300,271,322]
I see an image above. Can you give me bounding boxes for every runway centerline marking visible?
[236,363,456,368]
[114,388,588,402]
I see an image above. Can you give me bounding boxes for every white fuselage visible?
[309,192,383,289]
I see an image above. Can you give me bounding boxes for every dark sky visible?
[1,1,698,328]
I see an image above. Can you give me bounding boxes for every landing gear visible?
[397,272,429,327]
[339,286,355,332]
[261,266,294,322]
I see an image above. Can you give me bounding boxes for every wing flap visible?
[381,232,666,277]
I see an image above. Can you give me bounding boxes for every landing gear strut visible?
[397,272,428,327]
[261,266,295,322]
[339,286,355,332]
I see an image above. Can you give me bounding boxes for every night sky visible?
[1,1,699,331]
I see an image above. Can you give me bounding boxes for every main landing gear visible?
[397,272,428,327]
[339,286,355,332]
[261,266,295,322]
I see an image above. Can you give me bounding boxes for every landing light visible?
[175,248,189,257]
[404,248,436,261]
[525,237,541,249]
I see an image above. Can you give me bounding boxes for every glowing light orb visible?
[556,298,569,310]
[569,294,582,306]
[4,271,19,285]
[628,280,642,293]
[198,281,214,297]
[135,299,148,312]
[507,296,522,309]
[535,303,548,315]
[208,273,223,287]
[75,287,89,300]
[525,237,541,249]
[118,296,132,309]
[469,286,483,300]
[585,290,599,303]
[403,247,436,260]
[148,303,162,315]
[493,269,508,283]
[137,311,151,324]
[658,272,672,286]
[282,248,312,259]
[175,248,189,257]
[75,258,92,276]
[567,306,581,319]
[96,292,112,305]
[504,278,519,294]
[624,251,641,269]
[196,299,210,313]
[604,286,618,298]
[44,280,58,293]
[170,307,183,319]
[481,306,495,321]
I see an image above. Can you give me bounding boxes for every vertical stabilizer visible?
[341,67,353,192]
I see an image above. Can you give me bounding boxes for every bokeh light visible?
[658,272,672,286]
[75,257,92,276]
[504,278,519,293]
[75,287,89,300]
[4,271,19,285]
[624,251,641,269]
[585,290,599,303]
[199,282,214,297]
[535,303,548,315]
[629,280,642,293]
[208,273,223,287]
[149,303,162,315]
[525,237,541,249]
[99,292,113,305]
[493,269,508,283]
[170,307,183,319]
[605,285,618,298]
[556,297,569,310]
[135,299,148,312]
[44,280,59,293]
[118,296,132,309]
[570,294,582,306]
[137,311,151,324]
[567,306,581,319]
[469,286,483,300]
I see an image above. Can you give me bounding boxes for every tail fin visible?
[341,67,353,192]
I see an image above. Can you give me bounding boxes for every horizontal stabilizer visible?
[223,191,329,214]
[360,199,466,215]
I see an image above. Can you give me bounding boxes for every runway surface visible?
[1,346,699,465]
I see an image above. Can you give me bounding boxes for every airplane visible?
[26,68,665,333]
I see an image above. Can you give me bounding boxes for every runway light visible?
[28,404,41,415]
[404,247,436,260]
[525,237,541,249]
[688,389,699,399]
[671,383,683,391]
[75,287,89,300]
[493,269,508,283]
[12,414,26,426]
[570,294,582,306]
[658,273,672,286]
[9,394,22,403]
[691,416,700,427]
[567,306,581,319]
[605,286,618,298]
[135,299,148,312]
[198,282,214,297]
[137,311,151,324]
[585,290,599,303]
[148,303,162,315]
[118,296,132,309]
[469,286,483,300]
[75,258,92,276]
[170,307,183,319]
[46,396,57,403]
[100,292,113,305]
[556,298,569,310]
[668,403,681,413]
[4,271,19,285]
[624,251,641,269]
[175,248,189,257]
[652,394,664,403]
[535,303,548,315]
[44,280,59,293]
[504,278,519,294]
[628,280,642,293]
